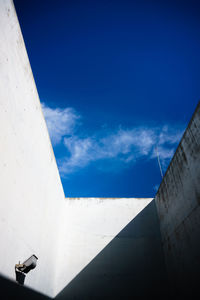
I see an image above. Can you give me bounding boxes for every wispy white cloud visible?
[59,137,94,174]
[59,128,157,175]
[59,127,184,176]
[42,103,185,176]
[157,125,183,145]
[42,103,79,145]
[151,125,184,169]
[97,128,156,160]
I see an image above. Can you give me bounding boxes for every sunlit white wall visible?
[0,0,65,297]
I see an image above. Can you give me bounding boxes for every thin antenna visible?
[155,146,163,179]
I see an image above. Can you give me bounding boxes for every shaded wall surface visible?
[55,197,159,296]
[0,274,50,300]
[56,200,169,300]
[155,102,200,296]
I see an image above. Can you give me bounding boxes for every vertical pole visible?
[156,147,163,179]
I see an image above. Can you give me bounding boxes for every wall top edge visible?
[65,197,154,200]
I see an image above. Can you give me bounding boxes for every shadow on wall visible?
[55,200,170,300]
[0,274,50,300]
[0,201,170,299]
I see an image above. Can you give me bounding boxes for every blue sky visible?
[14,0,200,197]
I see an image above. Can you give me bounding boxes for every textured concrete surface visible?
[155,101,200,296]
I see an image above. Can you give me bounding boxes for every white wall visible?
[55,197,154,296]
[0,0,65,297]
[55,198,168,299]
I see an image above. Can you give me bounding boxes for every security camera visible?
[15,255,38,285]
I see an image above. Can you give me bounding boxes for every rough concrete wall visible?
[0,1,65,297]
[55,198,168,299]
[155,102,200,296]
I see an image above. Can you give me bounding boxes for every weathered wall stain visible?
[155,101,200,297]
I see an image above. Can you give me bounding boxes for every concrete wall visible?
[0,1,168,299]
[0,0,65,297]
[55,198,168,299]
[155,102,200,296]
